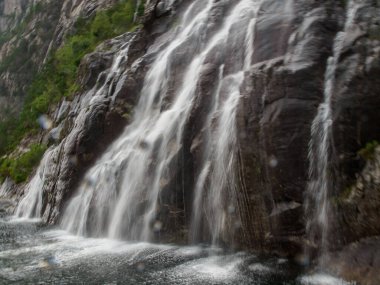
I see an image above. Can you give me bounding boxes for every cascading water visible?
[61,0,261,244]
[305,0,359,264]
[62,0,213,240]
[14,148,55,219]
[13,35,136,221]
[133,0,141,21]
[190,1,260,245]
[190,72,244,245]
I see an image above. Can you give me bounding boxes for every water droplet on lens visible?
[153,220,162,232]
[269,155,278,168]
[136,262,145,272]
[38,114,53,130]
[234,220,241,229]
[50,128,60,141]
[83,176,96,189]
[69,155,78,166]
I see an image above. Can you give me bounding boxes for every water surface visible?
[0,214,338,285]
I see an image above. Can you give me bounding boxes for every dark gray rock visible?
[235,0,338,254]
[326,237,380,285]
[5,3,380,285]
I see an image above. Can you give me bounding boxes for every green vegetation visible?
[137,0,146,17]
[0,0,143,183]
[358,140,379,160]
[0,144,47,183]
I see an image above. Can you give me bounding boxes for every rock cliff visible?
[1,0,380,284]
[0,0,117,117]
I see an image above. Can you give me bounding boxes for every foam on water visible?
[153,254,245,282]
[248,263,272,274]
[300,273,354,285]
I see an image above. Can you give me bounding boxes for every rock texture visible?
[331,0,380,250]
[324,146,380,284]
[234,0,380,263]
[0,0,30,33]
[236,0,339,254]
[0,0,118,116]
[1,0,380,284]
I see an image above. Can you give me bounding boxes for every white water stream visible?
[15,149,55,219]
[305,0,360,263]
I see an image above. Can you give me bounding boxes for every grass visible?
[0,0,143,183]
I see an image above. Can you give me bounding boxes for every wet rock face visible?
[328,1,380,256]
[335,146,380,247]
[332,1,380,214]
[235,0,339,253]
[236,0,380,264]
[4,2,380,282]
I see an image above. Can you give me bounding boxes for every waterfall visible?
[305,0,359,264]
[15,148,54,219]
[190,71,244,245]
[13,35,135,221]
[62,0,213,240]
[61,0,261,244]
[190,1,260,245]
[0,178,13,200]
